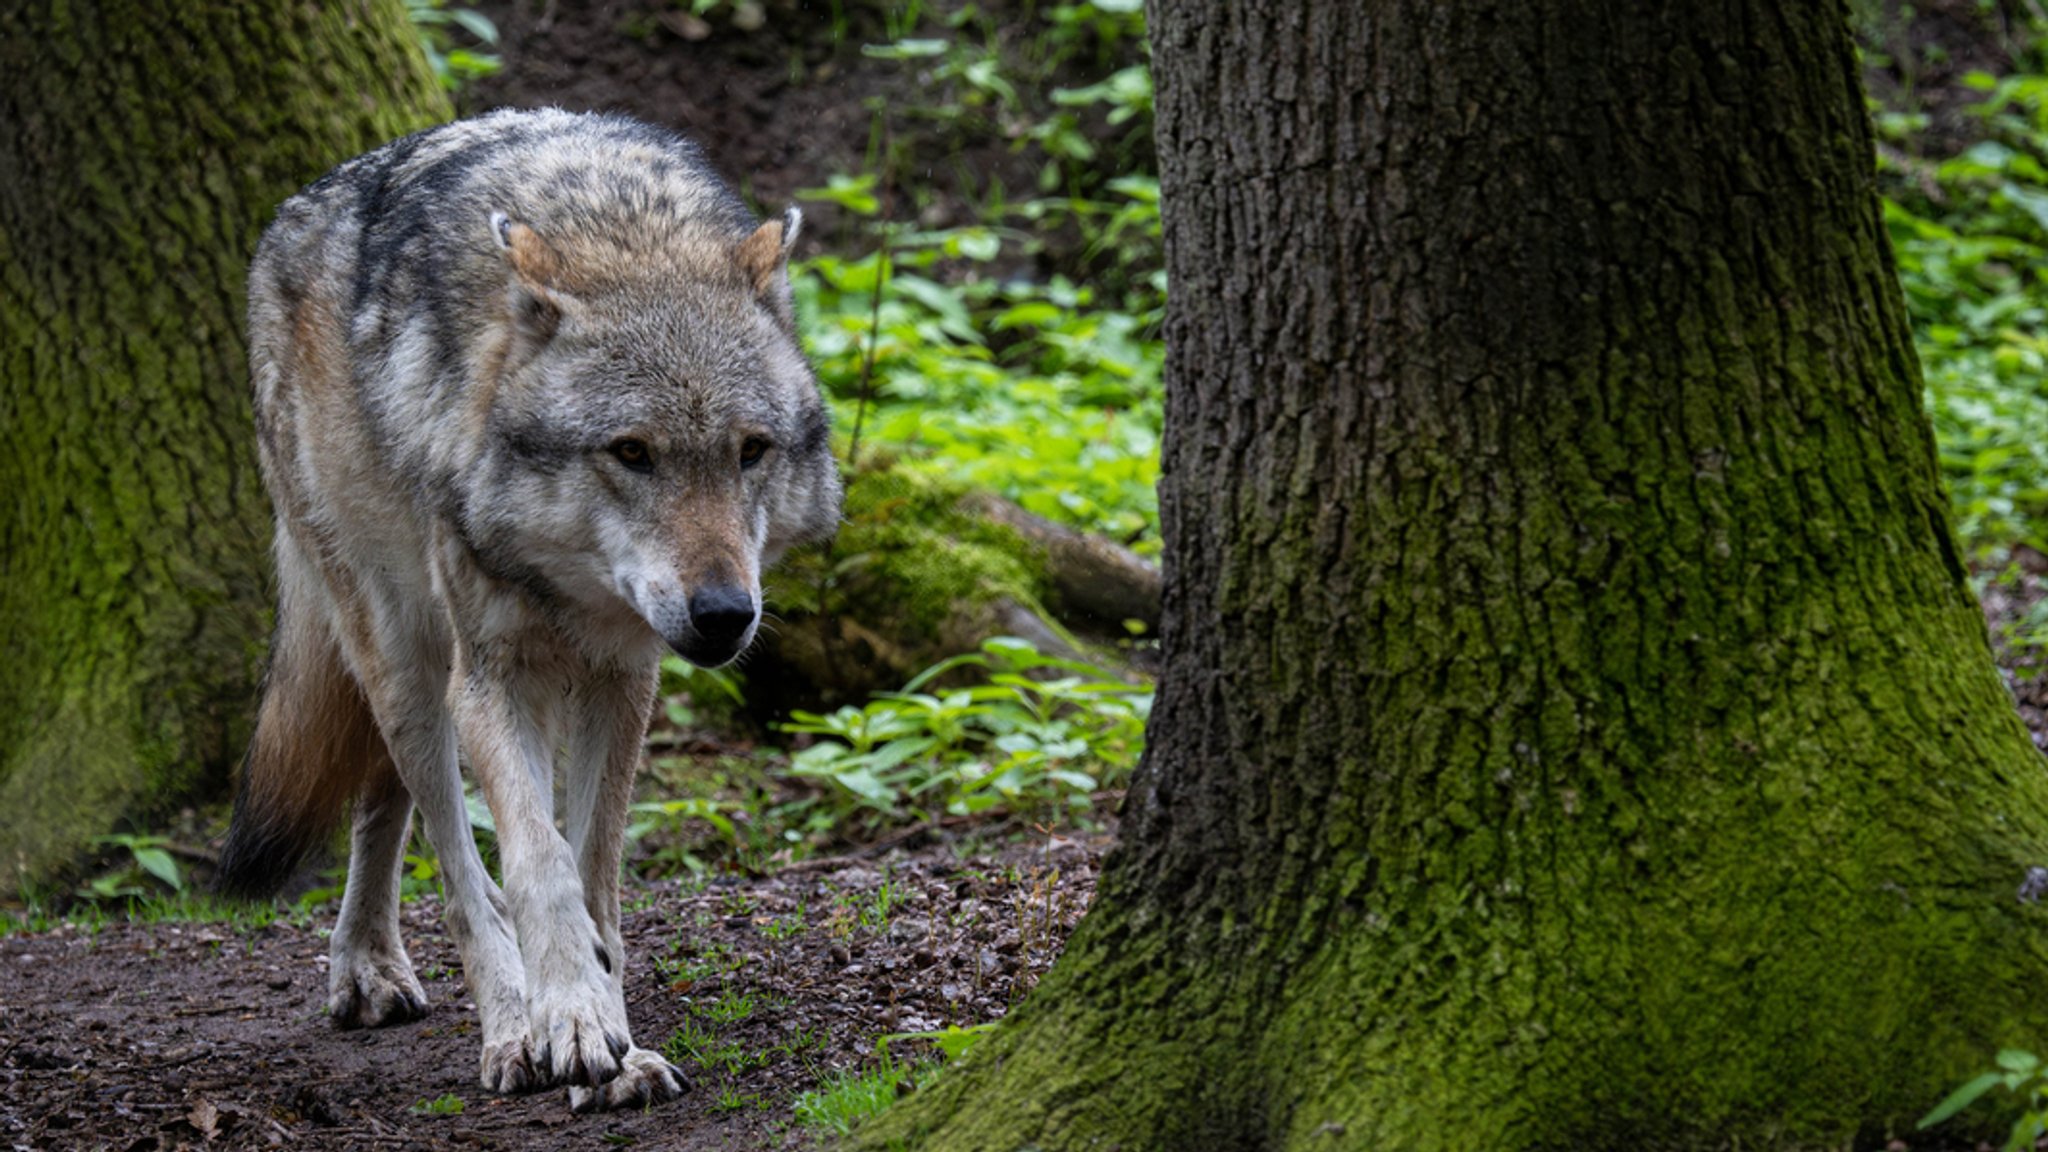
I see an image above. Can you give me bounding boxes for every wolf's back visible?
[244,108,756,466]
[253,108,753,337]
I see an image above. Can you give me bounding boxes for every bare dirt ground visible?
[0,833,1101,1151]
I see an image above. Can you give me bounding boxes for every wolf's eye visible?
[610,439,653,471]
[739,436,772,470]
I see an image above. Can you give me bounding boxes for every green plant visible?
[711,1085,770,1114]
[1881,70,2048,561]
[410,1093,466,1116]
[822,876,906,936]
[799,171,884,216]
[775,1025,830,1057]
[859,878,904,930]
[856,0,1153,199]
[655,653,747,730]
[404,0,502,89]
[796,231,1163,552]
[693,988,758,1026]
[1920,1049,2048,1148]
[77,833,183,901]
[759,906,808,940]
[662,1019,719,1066]
[122,892,296,931]
[0,905,58,937]
[656,938,743,986]
[1040,0,1148,66]
[662,1019,774,1075]
[625,796,738,877]
[780,636,1150,826]
[882,1021,996,1063]
[785,2,1166,556]
[792,1053,940,1136]
[791,1024,993,1135]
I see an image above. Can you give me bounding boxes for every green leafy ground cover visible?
[1886,67,2048,563]
[1876,14,2048,672]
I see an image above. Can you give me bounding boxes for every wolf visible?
[215,108,842,1112]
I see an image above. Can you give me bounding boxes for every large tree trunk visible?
[0,3,447,893]
[870,3,2048,1148]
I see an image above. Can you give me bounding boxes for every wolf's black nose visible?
[688,586,755,646]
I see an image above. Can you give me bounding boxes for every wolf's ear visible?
[490,211,574,343]
[736,206,801,327]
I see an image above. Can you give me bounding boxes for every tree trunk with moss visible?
[0,2,447,894]
[870,2,2048,1148]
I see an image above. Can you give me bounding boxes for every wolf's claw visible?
[569,1048,690,1113]
[533,1014,627,1087]
[327,950,428,1029]
[480,1037,540,1095]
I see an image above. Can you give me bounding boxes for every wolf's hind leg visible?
[327,758,428,1027]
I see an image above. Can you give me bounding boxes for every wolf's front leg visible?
[453,649,629,1090]
[564,656,688,1113]
[400,730,531,1095]
[328,591,533,1095]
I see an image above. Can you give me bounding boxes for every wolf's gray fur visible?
[217,108,841,1112]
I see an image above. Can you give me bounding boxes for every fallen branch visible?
[964,493,1161,632]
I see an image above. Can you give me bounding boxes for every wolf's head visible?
[467,204,843,667]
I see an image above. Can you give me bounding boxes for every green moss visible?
[0,1,448,893]
[771,463,1056,642]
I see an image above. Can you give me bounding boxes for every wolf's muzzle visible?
[669,584,757,667]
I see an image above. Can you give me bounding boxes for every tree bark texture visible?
[871,2,2048,1148]
[0,2,447,892]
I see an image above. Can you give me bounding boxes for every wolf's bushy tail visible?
[216,603,389,899]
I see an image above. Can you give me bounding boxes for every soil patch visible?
[0,834,1100,1151]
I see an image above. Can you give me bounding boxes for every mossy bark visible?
[0,2,448,893]
[867,2,2048,1149]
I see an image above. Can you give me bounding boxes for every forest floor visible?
[0,830,1103,1151]
[9,560,2048,1152]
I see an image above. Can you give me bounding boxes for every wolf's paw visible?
[528,977,631,1088]
[327,952,428,1029]
[480,1036,541,1095]
[569,1047,690,1113]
